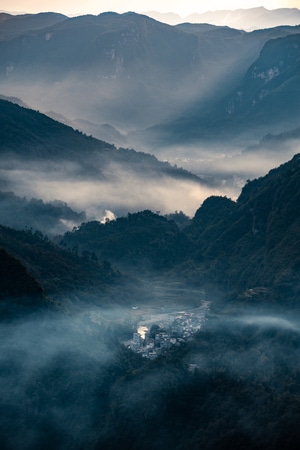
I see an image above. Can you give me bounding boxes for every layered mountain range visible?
[147,7,300,30]
[0,11,67,40]
[58,154,300,306]
[147,30,300,148]
[0,11,299,155]
[1,11,300,448]
[0,9,299,308]
[0,98,206,218]
[1,152,298,309]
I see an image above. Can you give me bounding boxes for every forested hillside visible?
[59,154,300,306]
[1,9,300,450]
[0,98,201,183]
[186,154,300,301]
[143,29,300,148]
[0,225,119,301]
[0,248,44,300]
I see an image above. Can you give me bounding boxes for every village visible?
[124,308,207,360]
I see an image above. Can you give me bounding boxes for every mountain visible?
[0,248,44,301]
[244,126,300,155]
[141,30,300,150]
[0,12,67,41]
[1,148,298,327]
[0,98,207,220]
[0,158,299,449]
[0,98,114,161]
[185,154,300,303]
[59,154,300,306]
[0,224,118,301]
[1,11,300,448]
[46,112,127,148]
[59,210,190,272]
[145,7,300,31]
[220,32,300,138]
[0,12,202,130]
[0,93,28,106]
[0,191,86,236]
[0,98,200,180]
[0,12,298,144]
[185,7,300,31]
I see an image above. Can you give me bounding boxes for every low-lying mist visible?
[183,308,300,375]
[2,142,297,237]
[1,126,299,240]
[0,159,231,225]
[0,307,118,450]
[153,143,299,180]
[1,301,300,450]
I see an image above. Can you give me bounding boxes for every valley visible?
[1,11,300,196]
[0,6,300,450]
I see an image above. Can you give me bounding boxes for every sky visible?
[1,1,300,16]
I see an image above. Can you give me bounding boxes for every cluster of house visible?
[126,311,205,360]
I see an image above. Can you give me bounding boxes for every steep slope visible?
[59,155,300,305]
[144,30,300,149]
[0,98,209,218]
[0,98,113,161]
[0,98,200,182]
[220,32,300,136]
[0,12,200,129]
[1,12,298,138]
[187,154,300,303]
[0,224,118,300]
[0,247,49,316]
[0,248,44,300]
[0,11,196,76]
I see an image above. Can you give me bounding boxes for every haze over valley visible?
[1,5,300,450]
[1,8,300,190]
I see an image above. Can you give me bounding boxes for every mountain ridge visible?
[138,29,300,149]
[0,98,201,184]
[0,11,67,41]
[170,7,300,31]
[57,154,300,306]
[2,147,299,307]
[1,11,298,141]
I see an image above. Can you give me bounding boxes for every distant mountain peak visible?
[98,11,120,18]
[146,7,300,30]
